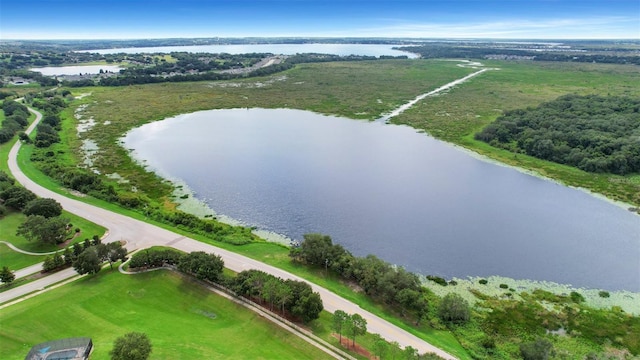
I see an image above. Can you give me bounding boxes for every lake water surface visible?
[30,65,122,76]
[122,108,640,291]
[80,44,418,58]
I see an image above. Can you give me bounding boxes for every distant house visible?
[10,78,30,85]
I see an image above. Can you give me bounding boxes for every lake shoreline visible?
[121,107,640,295]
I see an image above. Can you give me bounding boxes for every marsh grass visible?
[392,60,640,206]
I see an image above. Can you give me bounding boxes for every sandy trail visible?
[378,67,491,123]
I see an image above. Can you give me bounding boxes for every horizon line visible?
[2,36,639,42]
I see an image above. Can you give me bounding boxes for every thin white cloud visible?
[3,16,638,40]
[341,16,640,39]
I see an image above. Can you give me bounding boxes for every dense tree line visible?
[231,269,323,323]
[396,44,640,65]
[41,236,126,274]
[290,234,438,325]
[475,95,640,175]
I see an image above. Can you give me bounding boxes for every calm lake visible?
[81,43,418,58]
[122,108,640,291]
[30,65,123,76]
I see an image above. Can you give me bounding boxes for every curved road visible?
[4,106,457,359]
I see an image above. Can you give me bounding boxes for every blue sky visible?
[1,0,638,40]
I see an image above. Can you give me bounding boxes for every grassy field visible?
[0,269,334,360]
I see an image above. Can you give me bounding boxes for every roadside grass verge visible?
[0,243,46,270]
[0,269,334,360]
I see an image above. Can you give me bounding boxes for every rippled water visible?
[80,43,418,58]
[123,108,640,291]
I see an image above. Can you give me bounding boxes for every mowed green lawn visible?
[0,210,106,271]
[0,269,332,360]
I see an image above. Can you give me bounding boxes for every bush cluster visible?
[0,99,29,144]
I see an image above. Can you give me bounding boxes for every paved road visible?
[4,106,457,359]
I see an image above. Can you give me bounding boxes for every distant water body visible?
[123,108,640,292]
[30,65,123,76]
[79,43,418,58]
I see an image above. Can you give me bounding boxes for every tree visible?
[438,293,470,325]
[16,215,69,244]
[23,198,63,218]
[263,277,279,311]
[346,313,367,347]
[389,341,402,360]
[73,247,102,275]
[402,346,418,359]
[292,291,324,324]
[96,242,128,269]
[519,337,555,360]
[110,332,152,360]
[0,185,37,210]
[332,310,349,343]
[372,333,389,359]
[285,279,323,323]
[297,233,333,266]
[105,242,128,269]
[0,266,15,285]
[177,251,224,282]
[274,281,292,316]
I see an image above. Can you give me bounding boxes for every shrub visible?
[499,283,509,289]
[479,279,488,285]
[23,198,63,218]
[598,291,610,298]
[519,337,555,360]
[570,291,585,303]
[427,275,448,286]
[438,293,471,325]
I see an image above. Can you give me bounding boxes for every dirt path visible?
[378,67,492,123]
